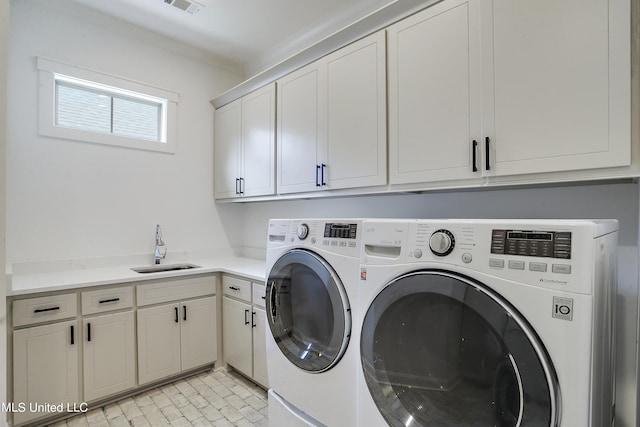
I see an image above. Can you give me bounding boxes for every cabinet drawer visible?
[13,293,77,327]
[252,283,266,308]
[222,276,251,302]
[137,275,216,307]
[82,286,133,315]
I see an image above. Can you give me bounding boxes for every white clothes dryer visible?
[357,219,617,427]
[265,219,362,427]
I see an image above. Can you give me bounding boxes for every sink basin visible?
[131,263,201,274]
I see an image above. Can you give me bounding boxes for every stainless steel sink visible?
[131,263,201,274]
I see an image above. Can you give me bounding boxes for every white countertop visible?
[8,255,267,296]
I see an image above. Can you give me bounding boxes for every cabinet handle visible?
[70,325,75,345]
[472,140,478,172]
[244,309,250,325]
[251,311,256,328]
[174,306,179,323]
[229,286,240,291]
[34,306,60,313]
[321,163,326,186]
[99,298,120,304]
[235,178,240,195]
[183,305,187,321]
[87,323,91,342]
[485,137,491,171]
[315,165,321,187]
[239,177,245,194]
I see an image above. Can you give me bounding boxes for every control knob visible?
[297,224,309,240]
[429,229,455,256]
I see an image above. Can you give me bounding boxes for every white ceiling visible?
[71,0,396,77]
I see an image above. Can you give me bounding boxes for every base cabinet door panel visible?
[181,296,217,371]
[222,296,252,376]
[137,303,181,385]
[13,320,79,425]
[83,311,135,402]
[252,307,268,387]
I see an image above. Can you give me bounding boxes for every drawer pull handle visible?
[261,296,266,300]
[87,323,91,342]
[99,298,120,304]
[70,325,75,345]
[229,286,240,291]
[34,306,60,313]
[251,311,256,328]
[183,305,187,321]
[174,307,179,323]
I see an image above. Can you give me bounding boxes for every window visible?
[38,58,178,153]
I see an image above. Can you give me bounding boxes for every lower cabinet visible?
[137,296,217,385]
[83,311,136,402]
[13,320,80,426]
[222,276,268,388]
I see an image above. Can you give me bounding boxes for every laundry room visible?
[2,0,639,427]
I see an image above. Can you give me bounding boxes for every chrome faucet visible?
[154,224,167,264]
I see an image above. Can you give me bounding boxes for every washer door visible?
[266,249,351,373]
[361,270,559,427]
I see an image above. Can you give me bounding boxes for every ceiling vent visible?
[163,0,204,15]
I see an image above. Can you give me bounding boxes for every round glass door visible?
[266,249,351,373]
[361,270,559,427]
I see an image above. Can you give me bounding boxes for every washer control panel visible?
[491,229,572,259]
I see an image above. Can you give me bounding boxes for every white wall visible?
[6,0,244,266]
[0,1,8,425]
[233,181,640,427]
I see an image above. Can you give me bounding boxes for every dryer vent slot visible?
[365,245,401,258]
[269,235,286,242]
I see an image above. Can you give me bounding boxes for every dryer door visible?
[266,249,351,373]
[360,270,559,427]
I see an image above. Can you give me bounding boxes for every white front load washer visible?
[265,219,362,427]
[357,219,617,427]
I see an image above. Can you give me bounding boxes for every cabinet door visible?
[241,83,276,197]
[83,312,135,402]
[277,62,326,194]
[13,320,79,425]
[482,0,630,176]
[137,303,181,385]
[388,0,482,184]
[222,296,252,376]
[181,296,217,371]
[252,307,268,388]
[214,99,242,199]
[325,31,387,190]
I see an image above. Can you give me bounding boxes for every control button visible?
[414,249,423,259]
[311,237,316,244]
[330,241,338,247]
[339,241,347,247]
[529,262,547,272]
[552,264,572,274]
[429,229,455,256]
[348,241,357,248]
[508,260,525,270]
[489,259,505,269]
[297,224,309,240]
[323,239,329,246]
[461,253,472,264]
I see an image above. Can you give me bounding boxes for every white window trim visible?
[37,57,179,154]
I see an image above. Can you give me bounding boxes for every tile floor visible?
[48,369,268,427]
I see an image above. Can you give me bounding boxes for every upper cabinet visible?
[388,0,482,184]
[482,0,630,176]
[277,31,387,194]
[214,83,276,199]
[388,0,630,185]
